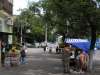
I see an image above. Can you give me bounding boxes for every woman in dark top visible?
[1,41,5,67]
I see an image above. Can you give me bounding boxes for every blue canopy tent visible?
[65,39,90,53]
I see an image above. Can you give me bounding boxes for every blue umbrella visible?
[65,39,90,53]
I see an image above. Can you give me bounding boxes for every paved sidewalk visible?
[0,48,63,75]
[0,48,100,75]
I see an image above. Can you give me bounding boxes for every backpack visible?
[21,50,26,57]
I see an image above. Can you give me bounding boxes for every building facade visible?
[0,0,13,44]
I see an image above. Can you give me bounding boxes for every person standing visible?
[75,50,81,71]
[79,51,89,72]
[20,43,27,64]
[63,44,71,73]
[1,41,6,67]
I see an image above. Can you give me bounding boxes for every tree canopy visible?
[39,0,100,49]
[14,8,45,43]
[14,0,100,47]
[38,0,100,71]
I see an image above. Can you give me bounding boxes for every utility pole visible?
[21,24,23,45]
[27,0,30,8]
[66,20,70,37]
[45,24,47,46]
[17,9,23,45]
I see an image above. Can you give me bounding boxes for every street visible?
[0,48,100,75]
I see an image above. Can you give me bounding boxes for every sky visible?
[13,0,39,15]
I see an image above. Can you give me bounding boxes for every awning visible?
[65,39,90,53]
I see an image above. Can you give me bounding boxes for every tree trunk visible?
[88,25,96,72]
[62,33,66,43]
[88,50,94,72]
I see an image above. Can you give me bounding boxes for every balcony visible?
[0,0,13,15]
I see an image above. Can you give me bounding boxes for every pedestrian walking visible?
[56,46,59,53]
[44,46,46,53]
[20,43,27,64]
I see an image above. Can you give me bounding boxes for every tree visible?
[13,8,45,43]
[40,0,100,71]
[29,1,57,42]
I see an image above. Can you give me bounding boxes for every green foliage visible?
[39,0,100,50]
[14,0,100,46]
[40,0,100,38]
[14,8,45,43]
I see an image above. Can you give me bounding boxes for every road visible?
[0,48,100,75]
[0,48,64,75]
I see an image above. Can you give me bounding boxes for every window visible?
[8,0,13,4]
